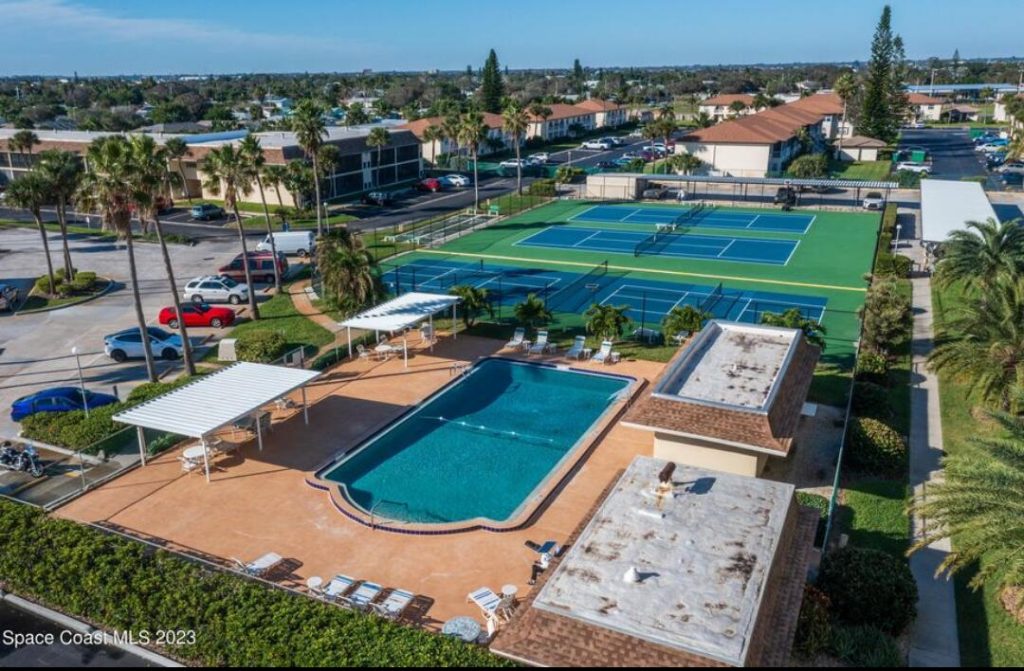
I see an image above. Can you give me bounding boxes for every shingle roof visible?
[701,94,756,107]
[575,98,624,112]
[842,135,888,148]
[528,103,595,121]
[907,93,944,105]
[682,93,843,145]
[401,113,504,139]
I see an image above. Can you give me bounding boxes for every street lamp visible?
[71,346,88,418]
[893,223,902,252]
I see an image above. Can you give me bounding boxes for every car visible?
[797,183,831,194]
[628,127,645,138]
[0,282,18,312]
[976,141,1009,153]
[773,187,797,206]
[642,143,668,154]
[155,195,174,214]
[986,153,1007,168]
[997,161,1024,175]
[638,150,657,162]
[619,152,641,161]
[595,160,618,169]
[642,187,668,200]
[606,137,627,146]
[905,121,927,129]
[1002,172,1024,187]
[190,203,225,221]
[360,191,394,206]
[973,134,1001,145]
[440,174,471,187]
[580,140,612,150]
[499,159,529,169]
[104,327,183,363]
[158,303,236,329]
[182,275,250,305]
[527,153,549,164]
[255,231,316,257]
[414,177,443,192]
[896,162,932,175]
[862,191,886,210]
[219,251,288,284]
[10,387,120,422]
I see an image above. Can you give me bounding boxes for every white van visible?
[255,231,316,257]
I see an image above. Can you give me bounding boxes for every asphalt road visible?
[899,128,1001,189]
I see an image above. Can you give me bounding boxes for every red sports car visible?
[158,303,236,329]
[414,177,443,192]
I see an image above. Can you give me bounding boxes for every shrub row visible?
[235,330,288,363]
[845,416,908,477]
[874,203,911,279]
[817,546,918,636]
[528,178,557,196]
[33,269,100,297]
[0,500,509,667]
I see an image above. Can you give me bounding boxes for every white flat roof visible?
[920,179,999,242]
[652,321,801,412]
[534,456,794,667]
[113,363,320,437]
[338,292,459,332]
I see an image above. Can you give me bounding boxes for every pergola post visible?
[137,425,147,467]
[201,436,211,483]
[403,333,408,368]
[302,385,309,425]
[255,411,264,452]
[347,326,353,359]
[428,314,434,352]
[452,303,457,340]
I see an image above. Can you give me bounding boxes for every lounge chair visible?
[591,340,614,364]
[323,574,357,601]
[525,540,562,556]
[505,327,525,349]
[529,331,549,355]
[372,588,415,620]
[232,552,284,577]
[356,343,371,361]
[348,581,383,610]
[565,336,586,360]
[468,587,515,623]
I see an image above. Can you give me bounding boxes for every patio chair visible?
[323,574,358,602]
[348,581,383,610]
[371,588,415,620]
[591,340,614,364]
[565,336,586,360]
[356,344,371,361]
[525,540,563,557]
[231,552,284,577]
[468,587,515,623]
[529,331,549,355]
[504,327,525,349]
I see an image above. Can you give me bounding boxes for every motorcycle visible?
[0,442,44,478]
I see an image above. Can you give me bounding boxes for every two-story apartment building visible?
[574,98,629,128]
[906,93,944,122]
[526,103,597,141]
[400,113,521,165]
[698,93,757,121]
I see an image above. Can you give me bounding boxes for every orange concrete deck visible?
[56,334,664,629]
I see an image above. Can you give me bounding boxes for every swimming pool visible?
[316,358,633,530]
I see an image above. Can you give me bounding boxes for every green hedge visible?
[828,624,904,667]
[846,416,908,477]
[236,331,288,363]
[851,381,893,422]
[817,546,917,636]
[0,500,509,667]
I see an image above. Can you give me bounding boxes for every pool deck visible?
[55,334,665,629]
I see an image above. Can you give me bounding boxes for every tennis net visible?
[634,230,661,256]
[548,260,609,311]
[699,282,724,313]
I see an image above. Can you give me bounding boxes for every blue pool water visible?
[320,358,631,525]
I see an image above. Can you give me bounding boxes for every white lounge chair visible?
[468,586,515,623]
[505,327,525,349]
[565,335,586,360]
[529,331,549,355]
[356,343,371,361]
[232,552,284,577]
[591,340,614,364]
[372,588,415,620]
[323,574,357,601]
[348,581,383,610]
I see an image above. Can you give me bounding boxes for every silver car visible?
[183,275,250,305]
[862,192,886,210]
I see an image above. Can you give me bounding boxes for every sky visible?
[0,0,1021,76]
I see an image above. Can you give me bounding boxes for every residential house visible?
[526,104,596,141]
[574,99,629,129]
[698,93,757,121]
[995,94,1023,129]
[945,104,980,123]
[837,135,888,162]
[906,93,944,122]
[401,113,520,166]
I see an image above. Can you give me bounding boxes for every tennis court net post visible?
[547,260,609,311]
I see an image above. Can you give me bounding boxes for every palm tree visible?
[909,411,1024,595]
[449,285,493,329]
[833,73,858,158]
[421,124,443,167]
[662,305,710,341]
[457,112,487,212]
[584,303,632,341]
[239,135,282,292]
[366,127,391,188]
[935,218,1024,291]
[760,307,827,350]
[291,99,327,235]
[668,153,703,175]
[729,100,748,118]
[201,144,261,320]
[513,293,552,329]
[128,135,196,376]
[315,231,382,316]
[658,103,676,121]
[163,137,192,203]
[441,113,462,170]
[9,129,40,172]
[695,111,714,128]
[657,116,677,161]
[78,136,157,382]
[752,92,773,111]
[35,149,81,280]
[5,173,57,298]
[929,276,1024,412]
[502,102,530,196]
[261,163,289,209]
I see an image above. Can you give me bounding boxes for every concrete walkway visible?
[907,267,961,667]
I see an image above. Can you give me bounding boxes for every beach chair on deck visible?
[231,552,284,577]
[323,574,357,603]
[372,588,415,620]
[565,336,586,360]
[468,586,515,623]
[591,340,613,364]
[348,581,383,610]
[505,327,525,350]
[529,331,549,355]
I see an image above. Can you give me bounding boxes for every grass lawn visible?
[235,212,357,231]
[932,280,1024,666]
[205,286,334,362]
[840,479,910,558]
[830,159,893,181]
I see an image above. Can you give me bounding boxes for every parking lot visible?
[899,127,1004,189]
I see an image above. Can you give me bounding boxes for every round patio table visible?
[442,616,482,643]
[182,445,208,461]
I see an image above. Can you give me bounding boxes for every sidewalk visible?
[906,263,961,667]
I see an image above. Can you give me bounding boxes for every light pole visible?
[71,346,88,418]
[893,223,902,252]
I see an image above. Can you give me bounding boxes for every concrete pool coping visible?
[306,355,643,534]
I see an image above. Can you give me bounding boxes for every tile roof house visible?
[698,94,758,120]
[491,456,817,667]
[574,98,629,128]
[622,321,819,477]
[526,103,598,140]
[837,134,888,162]
[400,112,517,164]
[906,93,944,122]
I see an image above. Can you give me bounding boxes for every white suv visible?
[183,275,250,305]
[580,140,612,150]
[896,162,931,175]
[862,192,886,210]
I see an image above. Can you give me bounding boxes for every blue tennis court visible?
[570,203,815,234]
[515,226,799,265]
[381,257,827,328]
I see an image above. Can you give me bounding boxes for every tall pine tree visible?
[480,49,504,114]
[860,5,901,144]
[573,58,585,95]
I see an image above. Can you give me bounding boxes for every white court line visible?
[567,204,598,222]
[733,298,753,322]
[782,238,801,266]
[572,230,605,247]
[619,208,651,223]
[746,215,761,229]
[802,215,816,234]
[669,291,692,311]
[395,265,459,287]
[716,239,736,258]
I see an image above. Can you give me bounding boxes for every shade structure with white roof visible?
[338,291,461,367]
[920,179,999,243]
[113,362,321,481]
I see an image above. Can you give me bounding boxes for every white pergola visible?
[920,179,999,243]
[339,292,461,368]
[113,362,321,482]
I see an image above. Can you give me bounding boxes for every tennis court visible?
[570,203,815,234]
[514,226,799,265]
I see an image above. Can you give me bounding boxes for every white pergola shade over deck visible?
[339,292,461,366]
[920,179,999,243]
[113,362,320,437]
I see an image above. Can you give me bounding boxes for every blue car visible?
[11,387,119,422]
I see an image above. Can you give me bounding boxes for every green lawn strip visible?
[235,212,358,231]
[829,160,893,181]
[839,478,910,558]
[932,280,1024,666]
